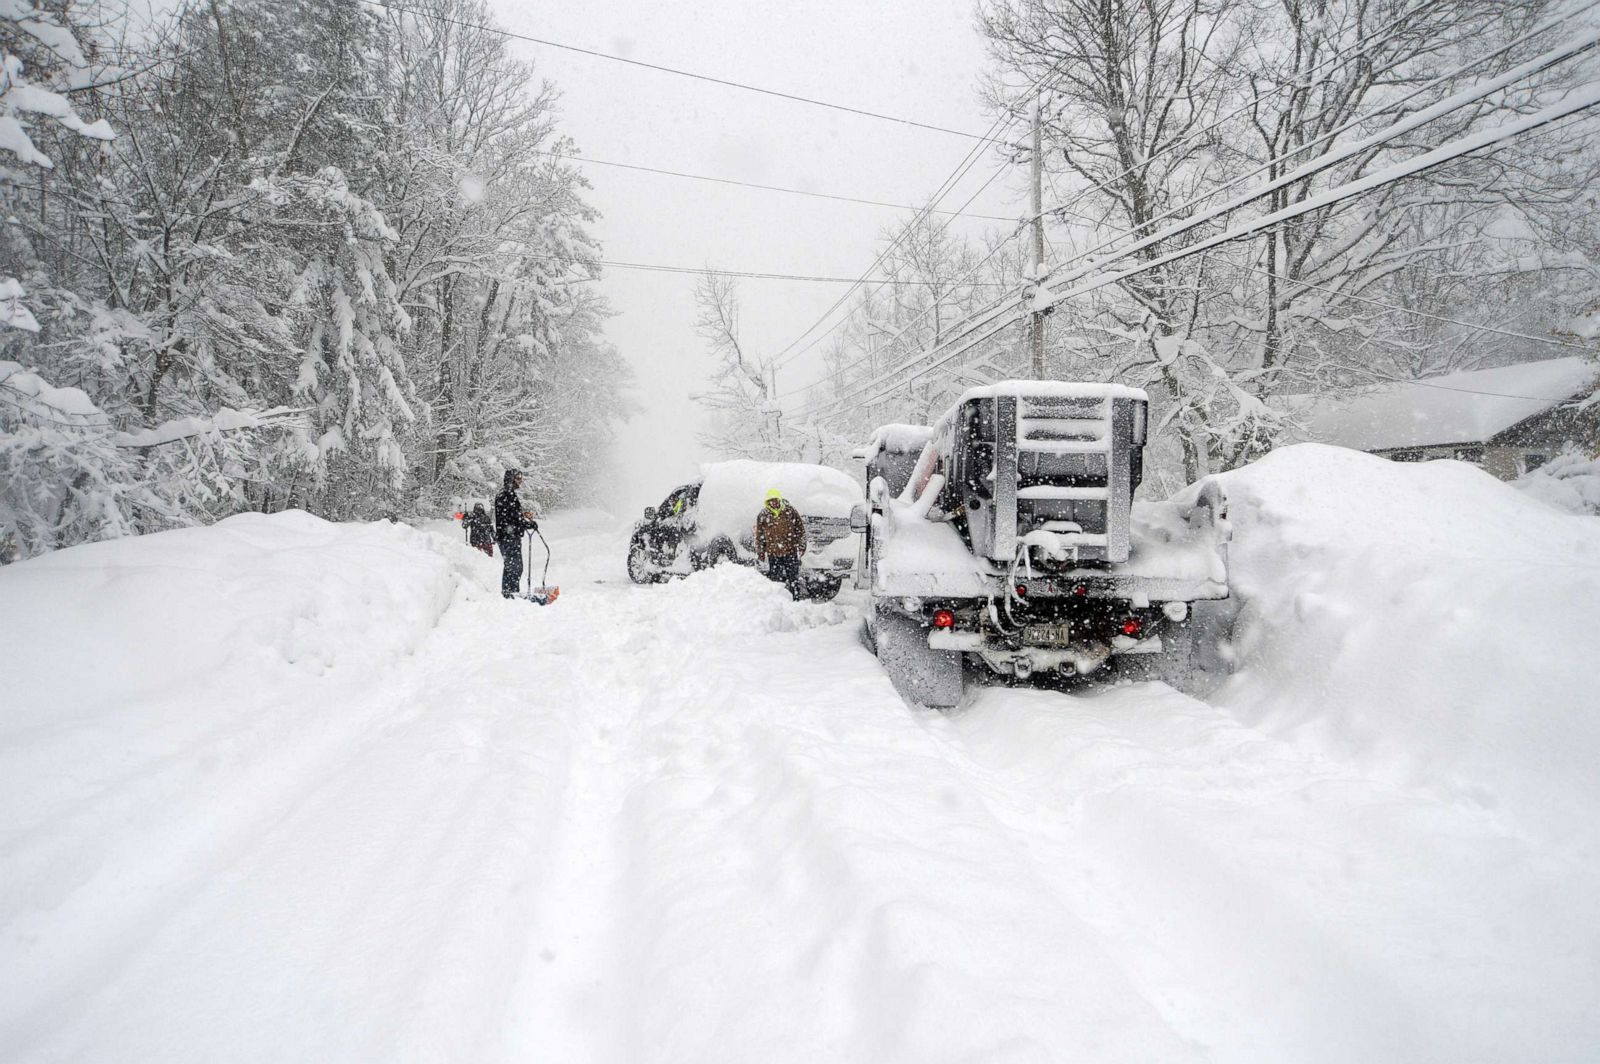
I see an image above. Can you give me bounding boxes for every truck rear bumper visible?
[872,570,1226,604]
[929,628,1166,677]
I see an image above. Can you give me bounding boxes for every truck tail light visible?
[1120,617,1143,637]
[932,609,955,629]
[1014,584,1027,598]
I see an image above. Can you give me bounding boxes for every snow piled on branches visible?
[0,360,302,561]
[0,0,113,169]
[0,0,629,562]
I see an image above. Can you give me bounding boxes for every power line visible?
[824,22,1600,420]
[834,2,1600,421]
[777,234,1027,405]
[361,0,1007,144]
[590,259,1011,286]
[1033,45,1600,308]
[780,0,1463,412]
[8,183,1017,286]
[831,89,1600,419]
[1026,0,1465,227]
[765,56,1075,376]
[1121,0,1600,233]
[531,149,1015,220]
[770,155,1024,374]
[801,291,1026,419]
[1034,15,1600,297]
[765,126,1020,367]
[1239,263,1599,358]
[808,87,1600,423]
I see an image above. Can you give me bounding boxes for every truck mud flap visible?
[873,604,964,709]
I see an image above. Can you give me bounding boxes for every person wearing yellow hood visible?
[754,488,806,597]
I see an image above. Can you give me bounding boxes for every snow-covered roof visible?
[1290,357,1599,452]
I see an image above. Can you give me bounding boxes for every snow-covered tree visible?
[798,0,1600,491]
[691,270,799,460]
[2,0,628,559]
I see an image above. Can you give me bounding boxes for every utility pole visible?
[1029,97,1048,379]
[766,362,783,452]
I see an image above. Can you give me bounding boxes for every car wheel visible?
[701,536,737,568]
[627,538,658,584]
[806,576,843,602]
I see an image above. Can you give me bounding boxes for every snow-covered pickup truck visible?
[627,459,863,600]
[856,382,1231,707]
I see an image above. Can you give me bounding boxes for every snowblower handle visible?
[536,527,552,588]
[523,528,552,592]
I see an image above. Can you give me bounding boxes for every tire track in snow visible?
[1,675,449,1056]
[4,590,579,1062]
[494,586,657,1062]
[918,683,1596,1062]
[574,602,1206,1063]
[14,517,1584,1062]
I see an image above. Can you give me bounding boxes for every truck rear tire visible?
[873,604,964,709]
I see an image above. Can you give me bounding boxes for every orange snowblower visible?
[520,527,560,605]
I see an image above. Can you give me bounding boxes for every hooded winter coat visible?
[465,505,494,549]
[494,470,535,543]
[754,500,806,560]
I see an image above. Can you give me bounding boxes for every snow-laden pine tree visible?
[2,0,628,559]
[373,0,624,511]
[0,0,141,557]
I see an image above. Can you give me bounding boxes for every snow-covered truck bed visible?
[858,381,1230,706]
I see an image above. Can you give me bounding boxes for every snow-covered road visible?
[3,492,1597,1062]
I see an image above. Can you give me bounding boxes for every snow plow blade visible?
[516,586,560,605]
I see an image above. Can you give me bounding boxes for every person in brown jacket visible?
[754,488,807,597]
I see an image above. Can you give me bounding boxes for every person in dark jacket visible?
[494,468,538,598]
[463,503,494,556]
[754,488,806,598]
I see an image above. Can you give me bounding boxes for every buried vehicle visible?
[856,381,1231,707]
[628,460,863,600]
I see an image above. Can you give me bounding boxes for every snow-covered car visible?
[627,460,863,600]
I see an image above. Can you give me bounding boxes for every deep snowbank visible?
[0,511,480,727]
[3,501,1596,1061]
[1207,444,1600,841]
[0,510,495,1041]
[645,562,851,638]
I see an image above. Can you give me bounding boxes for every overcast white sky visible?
[483,0,1026,510]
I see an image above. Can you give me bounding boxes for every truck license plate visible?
[1024,623,1072,646]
